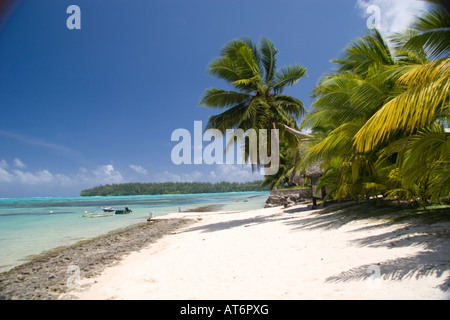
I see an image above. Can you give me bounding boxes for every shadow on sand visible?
[183,201,450,294]
[285,202,450,294]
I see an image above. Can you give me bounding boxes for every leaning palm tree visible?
[199,37,307,170]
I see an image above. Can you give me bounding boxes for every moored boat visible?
[114,206,132,214]
[101,206,132,214]
[83,211,115,218]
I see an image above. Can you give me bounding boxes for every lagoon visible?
[0,192,269,273]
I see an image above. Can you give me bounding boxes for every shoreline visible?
[1,202,449,300]
[0,218,196,300]
[71,203,449,300]
[0,192,268,274]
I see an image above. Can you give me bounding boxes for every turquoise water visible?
[0,192,269,273]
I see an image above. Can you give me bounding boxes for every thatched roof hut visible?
[304,162,324,178]
[288,162,323,186]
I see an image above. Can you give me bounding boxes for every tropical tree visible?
[199,37,307,170]
[354,6,450,152]
[298,3,449,205]
[353,4,450,204]
[296,29,397,201]
[260,141,298,189]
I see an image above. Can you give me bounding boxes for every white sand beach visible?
[66,204,450,300]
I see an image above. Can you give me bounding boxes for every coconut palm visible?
[296,29,397,201]
[351,4,450,204]
[354,6,450,152]
[302,3,449,205]
[199,37,307,170]
[260,141,296,189]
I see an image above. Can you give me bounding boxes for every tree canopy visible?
[80,181,268,197]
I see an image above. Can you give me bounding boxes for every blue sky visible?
[0,0,428,197]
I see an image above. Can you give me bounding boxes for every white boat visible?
[83,211,115,218]
[102,206,132,214]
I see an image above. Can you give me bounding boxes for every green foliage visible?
[80,181,269,197]
[297,3,450,207]
[260,141,297,189]
[199,37,307,169]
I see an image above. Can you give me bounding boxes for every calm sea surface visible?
[0,192,269,272]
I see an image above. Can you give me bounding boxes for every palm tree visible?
[260,141,295,189]
[302,3,449,205]
[199,37,307,170]
[352,4,449,203]
[354,6,450,152]
[296,29,396,201]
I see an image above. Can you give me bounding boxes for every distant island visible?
[80,181,269,197]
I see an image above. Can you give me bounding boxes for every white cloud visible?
[0,159,8,169]
[92,164,124,185]
[154,164,263,184]
[356,0,428,36]
[209,164,263,183]
[154,170,204,183]
[0,168,71,185]
[0,159,264,197]
[156,171,182,182]
[129,164,148,175]
[13,158,26,168]
[75,164,125,186]
[0,162,125,189]
[0,167,13,182]
[13,169,55,184]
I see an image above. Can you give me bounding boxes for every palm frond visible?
[199,88,251,108]
[405,5,450,59]
[272,65,307,93]
[205,102,248,131]
[397,57,450,85]
[354,58,450,152]
[307,120,364,161]
[272,94,306,118]
[333,29,394,77]
[259,37,278,85]
[208,57,241,83]
[405,28,450,59]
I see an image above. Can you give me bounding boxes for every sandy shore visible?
[61,203,450,300]
[0,219,195,300]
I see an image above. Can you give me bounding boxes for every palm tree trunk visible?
[265,120,280,175]
[271,121,279,159]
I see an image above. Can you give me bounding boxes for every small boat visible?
[114,206,132,215]
[84,211,114,218]
[102,206,132,214]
